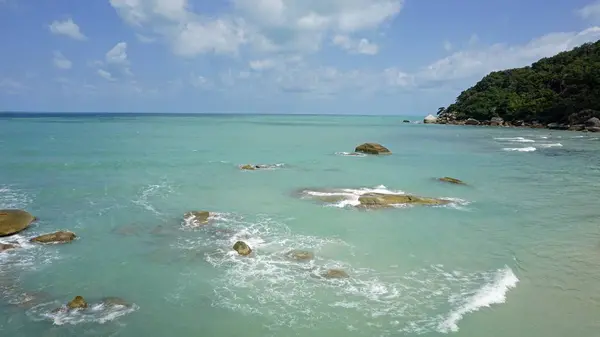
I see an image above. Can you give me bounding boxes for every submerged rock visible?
[0,209,35,237]
[30,231,76,244]
[286,250,314,261]
[101,297,132,307]
[438,177,466,185]
[357,193,450,208]
[67,296,88,309]
[0,243,19,252]
[323,269,349,279]
[183,211,210,226]
[354,143,391,155]
[233,241,252,256]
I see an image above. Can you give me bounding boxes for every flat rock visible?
[0,209,35,237]
[0,243,19,252]
[233,241,252,256]
[354,143,391,155]
[357,193,450,208]
[67,296,87,309]
[438,177,466,185]
[30,231,76,244]
[322,269,349,279]
[183,211,210,226]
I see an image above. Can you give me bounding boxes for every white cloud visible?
[97,69,115,81]
[577,1,600,22]
[332,35,379,54]
[443,40,452,52]
[170,19,246,56]
[136,33,155,43]
[49,18,87,40]
[52,51,72,69]
[249,59,276,70]
[468,34,479,46]
[106,42,129,65]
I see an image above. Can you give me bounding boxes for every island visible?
[434,40,600,132]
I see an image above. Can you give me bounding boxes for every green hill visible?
[439,40,600,127]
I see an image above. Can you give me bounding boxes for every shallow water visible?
[1,114,600,336]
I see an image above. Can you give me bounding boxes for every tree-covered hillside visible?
[442,40,600,124]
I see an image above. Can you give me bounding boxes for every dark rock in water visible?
[465,118,480,125]
[585,117,600,127]
[0,243,18,252]
[0,209,35,237]
[322,269,349,279]
[30,231,76,244]
[438,177,466,185]
[357,193,450,209]
[183,211,210,226]
[67,296,87,309]
[403,120,410,123]
[587,126,600,132]
[547,123,569,130]
[286,250,314,261]
[233,241,252,256]
[490,117,504,126]
[569,124,586,131]
[354,143,391,155]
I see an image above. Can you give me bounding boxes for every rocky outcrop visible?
[183,211,210,226]
[322,269,349,279]
[490,117,504,126]
[286,250,314,261]
[0,243,18,252]
[585,117,600,127]
[423,114,437,124]
[67,296,88,309]
[30,231,76,244]
[438,177,465,185]
[569,109,600,125]
[233,241,252,256]
[587,127,600,132]
[547,123,570,130]
[0,209,35,237]
[357,193,450,208]
[465,118,480,125]
[354,143,391,155]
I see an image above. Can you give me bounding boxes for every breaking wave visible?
[502,147,537,152]
[494,137,535,143]
[27,299,139,325]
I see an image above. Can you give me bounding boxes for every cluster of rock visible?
[0,209,77,252]
[431,109,600,132]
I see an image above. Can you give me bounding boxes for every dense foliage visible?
[443,40,600,123]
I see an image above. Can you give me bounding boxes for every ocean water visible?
[1,113,599,337]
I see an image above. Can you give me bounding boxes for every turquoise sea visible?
[1,113,600,337]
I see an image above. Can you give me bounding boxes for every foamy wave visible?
[502,147,536,152]
[27,300,138,325]
[538,143,563,148]
[438,266,518,333]
[335,152,367,157]
[131,181,174,216]
[494,137,535,143]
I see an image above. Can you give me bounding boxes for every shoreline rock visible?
[30,231,76,244]
[0,209,36,237]
[438,177,466,185]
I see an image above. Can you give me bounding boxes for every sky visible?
[1,0,600,114]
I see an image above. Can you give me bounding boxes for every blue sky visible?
[1,0,600,114]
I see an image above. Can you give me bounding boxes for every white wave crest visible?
[538,143,563,148]
[494,137,535,143]
[502,147,536,152]
[334,152,367,157]
[301,185,405,208]
[27,300,139,325]
[438,266,518,333]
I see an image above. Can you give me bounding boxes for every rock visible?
[585,117,600,127]
[323,269,349,279]
[240,164,256,170]
[568,124,586,131]
[402,120,410,123]
[438,177,465,185]
[354,143,391,155]
[0,209,35,237]
[286,250,314,261]
[30,231,76,244]
[423,114,437,124]
[233,241,252,256]
[569,109,600,125]
[357,193,450,208]
[67,296,87,309]
[587,127,600,132]
[0,243,18,252]
[183,211,210,226]
[547,123,569,130]
[465,118,480,125]
[514,120,525,126]
[490,117,504,126]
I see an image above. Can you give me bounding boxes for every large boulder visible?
[357,193,450,208]
[490,117,504,126]
[587,127,600,132]
[0,209,35,237]
[183,211,210,226]
[322,269,349,279]
[354,143,391,155]
[0,243,19,252]
[30,231,76,244]
[569,109,600,125]
[233,241,252,256]
[438,177,465,185]
[464,118,480,125]
[67,296,87,309]
[423,114,437,124]
[585,117,600,127]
